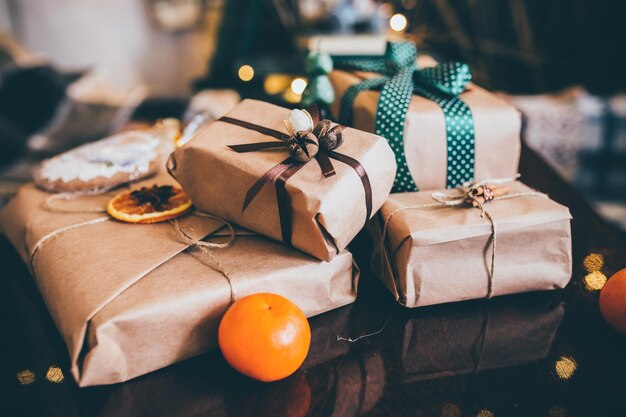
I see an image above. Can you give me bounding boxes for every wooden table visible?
[1,143,626,417]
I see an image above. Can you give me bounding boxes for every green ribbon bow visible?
[336,41,474,192]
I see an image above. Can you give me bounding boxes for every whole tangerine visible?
[218,293,311,382]
[599,268,626,334]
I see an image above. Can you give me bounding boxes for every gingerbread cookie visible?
[34,130,162,193]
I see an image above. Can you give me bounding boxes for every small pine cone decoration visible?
[314,120,343,150]
[321,125,343,150]
[288,131,319,162]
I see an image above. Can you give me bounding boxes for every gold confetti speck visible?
[17,370,35,385]
[549,405,568,417]
[583,253,604,273]
[555,356,577,380]
[476,409,494,417]
[46,366,64,383]
[584,271,607,291]
[442,403,461,417]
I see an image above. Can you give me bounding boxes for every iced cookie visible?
[34,130,162,193]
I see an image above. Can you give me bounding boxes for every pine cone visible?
[288,131,319,162]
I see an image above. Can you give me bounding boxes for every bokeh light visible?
[584,270,607,291]
[389,14,408,32]
[46,366,64,383]
[17,370,35,385]
[583,253,604,272]
[238,64,254,82]
[291,78,308,95]
[264,74,291,95]
[554,355,577,380]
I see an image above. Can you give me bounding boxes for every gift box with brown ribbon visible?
[368,180,572,307]
[0,173,359,386]
[168,99,397,261]
[329,41,521,193]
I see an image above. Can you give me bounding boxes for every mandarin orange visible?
[599,268,626,334]
[218,293,311,382]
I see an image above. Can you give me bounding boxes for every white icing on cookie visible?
[38,131,160,183]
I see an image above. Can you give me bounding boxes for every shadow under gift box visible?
[391,294,565,382]
[168,99,397,262]
[0,174,359,387]
[368,181,572,307]
[329,55,521,191]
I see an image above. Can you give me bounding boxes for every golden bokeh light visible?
[389,14,408,32]
[282,88,302,104]
[476,409,494,417]
[17,370,35,385]
[46,366,64,383]
[290,78,308,95]
[442,403,461,417]
[238,65,254,82]
[264,74,292,95]
[554,355,577,380]
[583,253,604,272]
[584,270,607,291]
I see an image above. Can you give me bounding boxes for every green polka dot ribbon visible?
[335,41,474,192]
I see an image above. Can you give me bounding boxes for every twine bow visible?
[380,176,547,299]
[222,105,373,247]
[335,40,474,192]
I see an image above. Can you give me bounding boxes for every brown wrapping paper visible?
[0,174,359,386]
[168,99,397,261]
[369,182,572,307]
[329,56,522,190]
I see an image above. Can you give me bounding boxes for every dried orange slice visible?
[107,185,192,224]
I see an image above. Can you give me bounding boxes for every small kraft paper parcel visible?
[168,99,397,261]
[0,173,359,386]
[369,179,572,308]
[329,40,521,193]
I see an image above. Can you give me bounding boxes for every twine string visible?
[30,205,238,302]
[172,212,238,303]
[42,184,131,214]
[30,216,110,273]
[378,177,547,299]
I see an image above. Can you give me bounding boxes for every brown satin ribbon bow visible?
[221,106,373,247]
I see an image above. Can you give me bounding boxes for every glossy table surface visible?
[1,143,626,417]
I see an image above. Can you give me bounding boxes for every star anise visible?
[130,185,175,210]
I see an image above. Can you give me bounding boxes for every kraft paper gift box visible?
[0,174,359,387]
[168,99,397,262]
[329,42,521,192]
[369,181,572,308]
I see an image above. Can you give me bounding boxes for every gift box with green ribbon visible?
[329,41,521,193]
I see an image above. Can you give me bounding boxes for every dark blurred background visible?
[1,0,625,232]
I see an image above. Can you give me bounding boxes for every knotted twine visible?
[30,201,239,303]
[378,176,548,299]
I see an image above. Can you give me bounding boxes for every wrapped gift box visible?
[168,99,396,261]
[0,174,359,386]
[369,181,572,307]
[329,54,521,191]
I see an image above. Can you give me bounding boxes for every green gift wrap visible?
[329,41,521,193]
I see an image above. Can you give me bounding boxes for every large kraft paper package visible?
[0,175,359,387]
[369,182,572,308]
[168,99,397,262]
[329,56,521,190]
